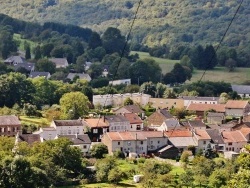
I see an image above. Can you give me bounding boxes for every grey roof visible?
[163,119,180,128]
[49,58,68,67]
[168,137,198,147]
[18,134,41,144]
[206,129,224,144]
[158,145,177,152]
[67,73,91,81]
[121,105,144,114]
[188,120,206,128]
[59,134,91,144]
[232,85,250,94]
[0,115,21,126]
[105,115,129,123]
[54,119,83,127]
[178,96,219,101]
[159,109,173,118]
[14,62,35,71]
[4,56,26,64]
[29,72,50,78]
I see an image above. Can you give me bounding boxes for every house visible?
[182,120,207,130]
[149,98,184,110]
[83,118,108,142]
[85,61,92,71]
[57,134,91,155]
[238,127,250,142]
[102,131,168,155]
[179,96,220,108]
[29,72,51,79]
[158,145,180,159]
[14,62,35,72]
[67,73,91,82]
[150,119,181,132]
[164,130,198,151]
[109,79,131,86]
[0,115,22,136]
[193,129,211,151]
[33,127,57,141]
[123,113,144,131]
[114,104,144,116]
[104,115,130,132]
[232,84,250,98]
[186,103,225,117]
[221,130,247,153]
[147,109,174,127]
[206,129,225,152]
[4,56,26,65]
[206,112,226,124]
[50,119,84,136]
[49,58,69,68]
[225,100,250,118]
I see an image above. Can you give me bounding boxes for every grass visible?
[14,33,37,52]
[131,51,250,84]
[19,115,50,127]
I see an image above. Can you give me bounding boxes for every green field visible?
[131,51,250,84]
[14,34,37,52]
[19,115,50,127]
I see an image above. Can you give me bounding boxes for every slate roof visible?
[178,96,219,101]
[59,134,91,144]
[186,103,225,112]
[123,105,144,114]
[0,115,21,126]
[29,72,50,78]
[67,73,91,81]
[14,62,35,71]
[182,120,206,128]
[232,85,250,94]
[225,100,249,109]
[4,56,26,64]
[206,129,224,144]
[18,134,41,144]
[49,58,68,68]
[159,109,174,118]
[168,137,198,147]
[105,115,129,123]
[53,119,83,127]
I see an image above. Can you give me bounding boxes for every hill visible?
[0,0,249,47]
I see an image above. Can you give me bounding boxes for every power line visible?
[95,0,142,128]
[199,0,244,82]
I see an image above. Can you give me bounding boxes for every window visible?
[158,141,160,144]
[118,142,120,145]
[93,129,98,133]
[228,143,232,146]
[140,141,143,145]
[203,141,206,145]
[127,142,131,146]
[150,141,153,144]
[83,145,87,149]
[68,130,71,134]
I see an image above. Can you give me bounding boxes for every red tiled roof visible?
[238,127,250,137]
[187,103,225,112]
[195,129,211,140]
[124,113,143,124]
[225,100,249,109]
[222,130,247,143]
[164,130,192,137]
[84,118,108,128]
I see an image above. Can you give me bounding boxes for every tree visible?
[219,92,230,104]
[203,45,218,69]
[140,82,156,97]
[163,72,176,85]
[95,157,116,182]
[123,97,134,106]
[35,59,56,74]
[171,63,189,84]
[209,169,228,188]
[34,45,42,60]
[90,143,108,159]
[59,91,90,119]
[25,43,31,59]
[227,169,250,188]
[225,58,237,72]
[88,31,102,49]
[108,167,123,184]
[180,55,193,71]
[156,83,167,98]
[179,170,194,187]
[23,103,37,116]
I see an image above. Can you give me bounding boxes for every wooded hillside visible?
[0,0,249,47]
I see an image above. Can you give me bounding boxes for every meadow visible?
[131,51,250,84]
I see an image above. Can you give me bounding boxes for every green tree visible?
[209,169,228,188]
[227,169,250,188]
[179,170,194,187]
[225,58,237,72]
[59,91,90,119]
[90,143,108,159]
[108,167,123,184]
[123,97,134,106]
[25,43,31,59]
[35,59,56,74]
[23,103,37,117]
[95,157,116,182]
[34,45,42,60]
[156,83,167,98]
[88,31,102,49]
[180,55,193,71]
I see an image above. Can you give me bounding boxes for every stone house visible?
[0,115,22,136]
[225,100,250,118]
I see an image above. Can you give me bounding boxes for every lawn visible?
[131,51,250,84]
[19,115,50,127]
[14,33,37,52]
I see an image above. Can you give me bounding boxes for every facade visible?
[225,100,250,118]
[207,112,225,124]
[206,129,225,152]
[179,96,220,108]
[124,113,144,131]
[102,131,168,155]
[105,115,130,132]
[109,79,131,86]
[151,119,180,132]
[93,93,151,107]
[222,130,247,153]
[149,98,184,110]
[186,103,226,117]
[0,115,22,136]
[194,129,211,151]
[50,119,84,136]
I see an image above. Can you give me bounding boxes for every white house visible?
[50,119,84,135]
[179,96,220,108]
[33,127,57,141]
[104,115,130,132]
[123,113,144,131]
[151,119,180,132]
[109,79,131,86]
[232,85,250,98]
[194,129,211,151]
